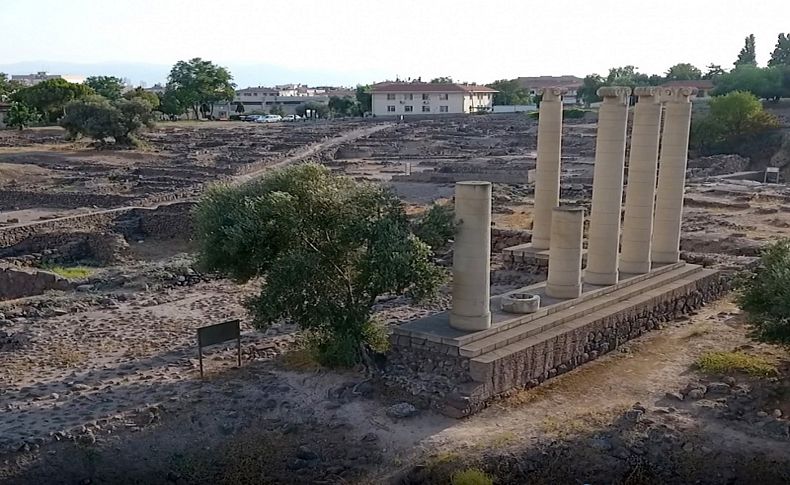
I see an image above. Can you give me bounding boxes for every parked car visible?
[242,115,262,122]
[255,114,282,123]
[282,114,302,122]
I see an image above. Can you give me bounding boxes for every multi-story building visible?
[370,82,497,117]
[516,75,583,105]
[11,71,85,86]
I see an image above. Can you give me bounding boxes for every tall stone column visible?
[546,206,585,299]
[531,88,564,250]
[584,86,631,286]
[450,181,492,331]
[652,87,696,264]
[620,87,663,274]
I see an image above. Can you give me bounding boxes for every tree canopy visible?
[193,164,451,366]
[85,76,124,100]
[328,96,358,116]
[430,76,453,83]
[713,65,787,99]
[665,63,702,81]
[355,85,372,114]
[691,90,780,154]
[0,73,24,102]
[60,95,156,146]
[166,58,235,119]
[122,87,160,110]
[768,33,790,67]
[5,102,40,130]
[295,101,329,118]
[486,79,531,106]
[735,34,757,67]
[11,78,94,123]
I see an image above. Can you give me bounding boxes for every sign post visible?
[197,319,241,378]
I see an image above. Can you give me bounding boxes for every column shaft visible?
[531,88,564,249]
[450,181,492,331]
[652,87,696,264]
[584,87,631,285]
[620,87,663,274]
[546,207,584,299]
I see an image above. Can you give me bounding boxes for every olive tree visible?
[60,96,155,146]
[194,164,452,366]
[737,239,790,345]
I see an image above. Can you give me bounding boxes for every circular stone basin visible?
[501,292,541,314]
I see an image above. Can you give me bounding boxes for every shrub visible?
[451,468,494,485]
[46,265,93,279]
[527,111,539,120]
[563,108,588,119]
[736,238,790,345]
[4,101,40,130]
[60,96,155,146]
[194,164,452,366]
[691,91,780,155]
[696,351,776,376]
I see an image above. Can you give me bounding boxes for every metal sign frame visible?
[197,319,241,378]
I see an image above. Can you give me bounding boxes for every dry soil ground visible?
[1,116,789,484]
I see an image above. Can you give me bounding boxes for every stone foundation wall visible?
[383,271,730,417]
[0,266,71,300]
[0,191,136,211]
[491,228,531,252]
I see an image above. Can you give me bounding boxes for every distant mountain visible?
[0,61,389,89]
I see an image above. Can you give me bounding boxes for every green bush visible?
[563,108,588,119]
[451,468,494,485]
[60,96,156,146]
[194,164,452,366]
[696,351,776,376]
[527,111,539,120]
[736,239,790,345]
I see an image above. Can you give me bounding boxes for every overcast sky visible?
[2,0,789,87]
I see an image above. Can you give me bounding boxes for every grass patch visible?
[451,468,494,485]
[46,265,94,279]
[682,324,714,339]
[49,348,86,367]
[279,346,322,371]
[696,351,776,377]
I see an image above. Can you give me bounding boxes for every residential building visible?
[370,82,497,116]
[516,75,583,105]
[660,79,714,98]
[10,71,85,86]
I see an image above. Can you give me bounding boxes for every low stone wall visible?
[0,266,71,300]
[133,202,194,239]
[0,211,127,248]
[491,228,531,252]
[0,190,135,210]
[391,171,533,185]
[383,270,730,417]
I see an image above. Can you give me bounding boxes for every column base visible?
[619,260,651,274]
[545,284,581,299]
[584,270,619,286]
[449,312,492,332]
[652,250,680,264]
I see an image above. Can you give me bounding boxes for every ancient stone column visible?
[531,87,564,250]
[584,86,631,286]
[546,206,585,299]
[450,181,492,331]
[652,87,696,264]
[620,87,663,274]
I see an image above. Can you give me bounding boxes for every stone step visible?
[459,263,703,358]
[469,268,719,382]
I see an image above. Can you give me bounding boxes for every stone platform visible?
[387,262,727,417]
[503,242,588,268]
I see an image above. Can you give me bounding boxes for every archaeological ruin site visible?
[1,87,790,484]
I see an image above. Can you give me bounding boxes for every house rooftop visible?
[371,82,497,93]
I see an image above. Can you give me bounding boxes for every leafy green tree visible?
[269,104,285,116]
[158,89,185,119]
[355,85,372,114]
[605,65,650,89]
[328,95,358,116]
[166,58,235,119]
[0,73,24,101]
[578,74,604,105]
[60,96,155,146]
[4,102,40,129]
[768,33,790,67]
[713,66,784,99]
[122,87,160,109]
[430,76,453,83]
[11,78,94,123]
[691,90,780,153]
[295,101,329,118]
[735,34,757,67]
[193,164,450,366]
[704,64,726,80]
[737,239,790,345]
[84,76,124,100]
[234,102,244,114]
[486,79,531,105]
[665,63,702,81]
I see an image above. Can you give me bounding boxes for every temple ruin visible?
[389,85,728,417]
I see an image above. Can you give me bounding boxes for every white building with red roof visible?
[370,82,497,117]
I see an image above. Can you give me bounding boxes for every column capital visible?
[659,86,697,103]
[596,86,631,105]
[633,86,662,100]
[539,87,565,102]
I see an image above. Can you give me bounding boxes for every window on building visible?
[440,106,449,113]
[387,93,396,100]
[405,94,414,100]
[422,93,430,100]
[404,105,413,112]
[439,93,448,100]
[387,105,396,112]
[422,105,430,112]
